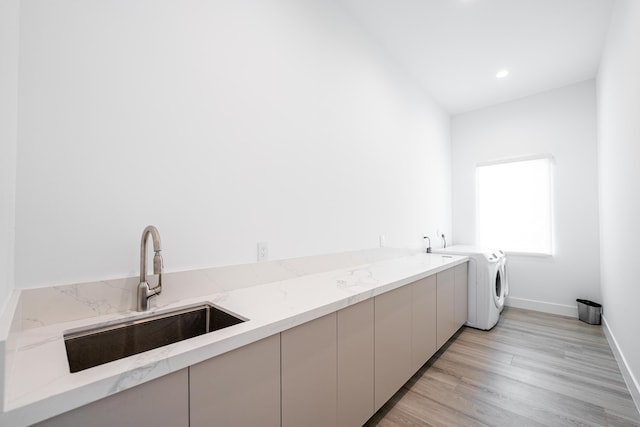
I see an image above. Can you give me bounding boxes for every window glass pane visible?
[476,157,552,254]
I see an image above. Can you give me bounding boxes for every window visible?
[476,155,553,255]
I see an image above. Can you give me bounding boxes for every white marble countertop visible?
[2,252,467,426]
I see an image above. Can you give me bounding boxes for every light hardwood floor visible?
[366,307,640,427]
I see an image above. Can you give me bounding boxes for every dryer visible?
[432,245,506,330]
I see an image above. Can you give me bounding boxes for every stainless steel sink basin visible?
[64,304,246,373]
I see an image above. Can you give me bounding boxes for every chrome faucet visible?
[137,225,163,311]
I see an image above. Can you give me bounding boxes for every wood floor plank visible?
[441,346,639,420]
[450,332,629,397]
[365,388,489,427]
[444,331,639,418]
[366,307,640,427]
[406,368,548,426]
[430,359,613,426]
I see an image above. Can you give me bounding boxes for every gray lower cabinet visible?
[189,334,280,427]
[436,267,457,349]
[454,262,469,328]
[34,369,189,427]
[337,299,374,427]
[374,283,413,411]
[374,274,439,413]
[411,274,438,372]
[281,313,337,427]
[281,300,374,427]
[437,263,469,349]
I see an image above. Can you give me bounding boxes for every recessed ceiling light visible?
[496,69,509,79]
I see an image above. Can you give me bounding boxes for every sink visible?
[64,304,246,373]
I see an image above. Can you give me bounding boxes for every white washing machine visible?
[433,245,506,330]
[497,249,509,312]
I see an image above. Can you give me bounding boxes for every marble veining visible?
[17,247,414,331]
[0,250,466,426]
[108,347,173,394]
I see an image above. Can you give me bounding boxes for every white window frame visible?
[475,154,555,257]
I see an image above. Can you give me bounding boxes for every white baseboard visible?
[602,315,640,415]
[505,296,578,318]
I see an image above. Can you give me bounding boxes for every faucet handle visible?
[153,252,163,275]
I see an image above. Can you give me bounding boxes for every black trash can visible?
[576,299,602,325]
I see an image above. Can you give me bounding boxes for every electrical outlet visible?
[257,241,268,261]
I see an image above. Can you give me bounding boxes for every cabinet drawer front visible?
[190,335,281,427]
[374,285,413,411]
[282,313,337,427]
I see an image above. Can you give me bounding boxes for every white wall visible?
[15,0,451,288]
[452,81,600,315]
[597,0,640,403]
[0,0,20,313]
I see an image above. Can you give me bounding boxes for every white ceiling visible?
[338,0,614,114]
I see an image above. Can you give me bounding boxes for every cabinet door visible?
[190,334,280,427]
[437,267,456,349]
[374,284,412,411]
[337,299,374,427]
[412,275,437,372]
[282,313,337,427]
[35,369,188,427]
[454,262,469,328]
